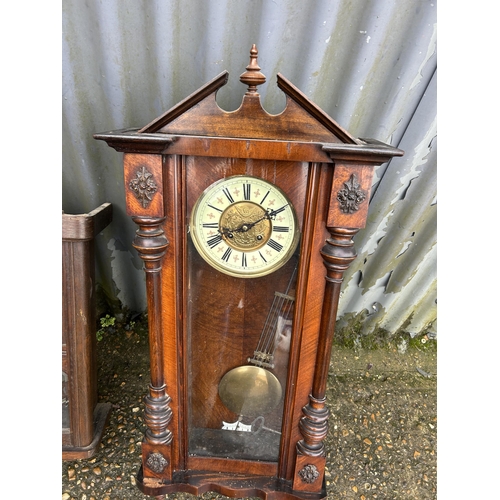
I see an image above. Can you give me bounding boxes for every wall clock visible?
[95,45,403,499]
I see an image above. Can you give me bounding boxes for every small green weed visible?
[96,314,116,341]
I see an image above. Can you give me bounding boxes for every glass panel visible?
[186,246,298,461]
[185,162,303,462]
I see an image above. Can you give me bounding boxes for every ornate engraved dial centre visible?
[220,201,272,252]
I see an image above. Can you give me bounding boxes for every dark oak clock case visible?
[95,46,403,499]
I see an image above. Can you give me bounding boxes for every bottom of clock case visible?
[136,466,327,499]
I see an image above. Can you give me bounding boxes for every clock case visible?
[95,46,403,499]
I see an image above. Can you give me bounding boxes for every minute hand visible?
[220,204,289,236]
[237,204,288,231]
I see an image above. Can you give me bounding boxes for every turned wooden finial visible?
[240,44,266,95]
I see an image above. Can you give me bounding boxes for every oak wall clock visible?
[95,45,403,499]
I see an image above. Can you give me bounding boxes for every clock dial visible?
[190,175,300,277]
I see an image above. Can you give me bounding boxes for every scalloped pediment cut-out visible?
[139,46,361,145]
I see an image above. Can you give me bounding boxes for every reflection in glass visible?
[187,236,297,461]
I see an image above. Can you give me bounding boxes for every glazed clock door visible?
[185,156,307,463]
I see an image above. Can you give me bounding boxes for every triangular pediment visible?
[139,49,361,145]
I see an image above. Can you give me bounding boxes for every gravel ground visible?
[62,315,437,499]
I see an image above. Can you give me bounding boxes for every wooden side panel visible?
[160,155,185,471]
[62,239,96,448]
[280,164,332,479]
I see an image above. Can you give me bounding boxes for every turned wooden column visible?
[132,216,172,447]
[293,227,358,490]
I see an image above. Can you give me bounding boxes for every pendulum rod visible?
[249,265,297,368]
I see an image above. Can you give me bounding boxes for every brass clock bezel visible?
[189,175,300,278]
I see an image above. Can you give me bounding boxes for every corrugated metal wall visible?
[62,0,437,337]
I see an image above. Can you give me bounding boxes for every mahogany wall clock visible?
[95,45,403,499]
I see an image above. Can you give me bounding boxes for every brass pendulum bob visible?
[218,290,295,418]
[218,365,282,417]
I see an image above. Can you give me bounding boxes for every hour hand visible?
[232,207,279,232]
[219,226,234,238]
[219,217,263,236]
[219,204,288,236]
